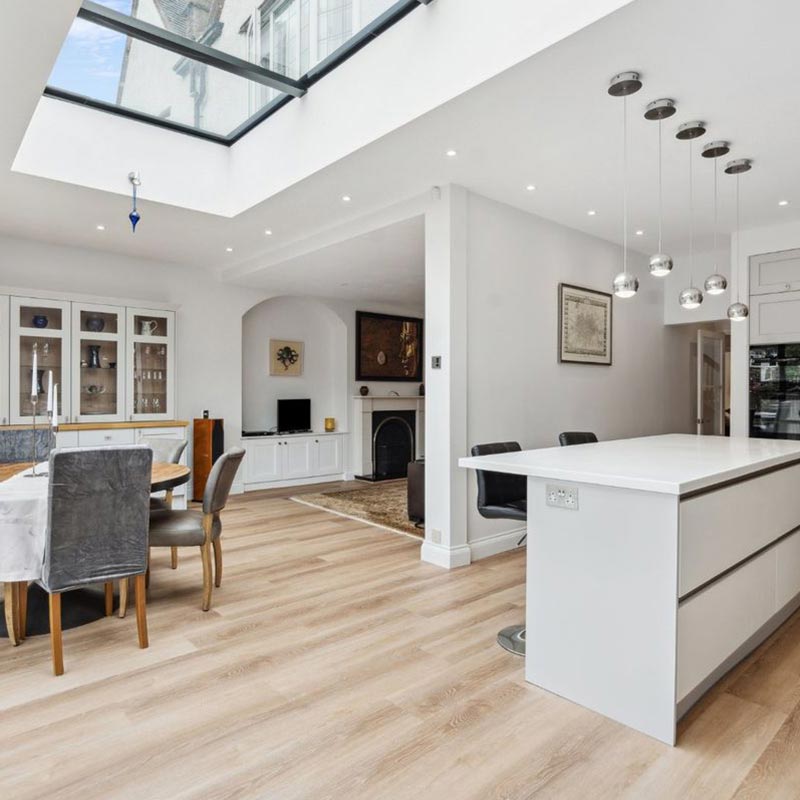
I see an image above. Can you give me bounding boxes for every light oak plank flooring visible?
[2,491,800,799]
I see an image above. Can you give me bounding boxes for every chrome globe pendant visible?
[702,141,729,295]
[610,72,641,298]
[724,159,753,321]
[678,130,703,310]
[645,99,675,277]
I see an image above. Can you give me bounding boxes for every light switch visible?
[431,356,442,369]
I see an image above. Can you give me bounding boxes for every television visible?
[277,399,311,434]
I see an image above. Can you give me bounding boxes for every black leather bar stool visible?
[471,441,527,656]
[558,431,598,446]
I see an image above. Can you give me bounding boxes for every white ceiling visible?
[2,0,800,303]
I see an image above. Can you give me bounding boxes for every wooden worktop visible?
[1,420,189,432]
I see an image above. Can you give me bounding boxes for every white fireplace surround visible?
[350,396,425,478]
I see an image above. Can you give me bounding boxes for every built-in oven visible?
[750,344,800,439]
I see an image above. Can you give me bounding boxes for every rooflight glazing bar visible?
[78,0,307,97]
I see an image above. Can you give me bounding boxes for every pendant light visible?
[702,140,731,295]
[610,72,641,299]
[128,171,141,233]
[644,99,676,277]
[677,122,706,309]
[724,158,752,321]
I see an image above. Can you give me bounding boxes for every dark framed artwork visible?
[558,283,613,365]
[356,311,423,381]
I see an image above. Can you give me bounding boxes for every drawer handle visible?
[104,435,112,441]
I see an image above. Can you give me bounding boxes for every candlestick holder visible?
[24,397,48,478]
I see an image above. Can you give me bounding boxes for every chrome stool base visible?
[497,624,526,656]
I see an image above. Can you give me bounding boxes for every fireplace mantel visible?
[350,396,425,479]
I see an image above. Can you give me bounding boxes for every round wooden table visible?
[1,461,191,641]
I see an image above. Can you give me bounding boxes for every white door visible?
[126,307,175,420]
[697,330,726,436]
[10,296,71,423]
[246,439,283,483]
[0,295,9,425]
[282,437,314,479]
[315,436,343,476]
[72,302,126,423]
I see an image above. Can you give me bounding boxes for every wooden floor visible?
[2,492,800,799]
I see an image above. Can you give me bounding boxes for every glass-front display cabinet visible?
[126,307,175,420]
[71,303,126,422]
[9,296,72,424]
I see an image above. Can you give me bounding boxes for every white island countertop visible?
[459,434,800,495]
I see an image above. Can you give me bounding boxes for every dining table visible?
[1,460,191,643]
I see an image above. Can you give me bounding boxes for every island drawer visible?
[679,462,800,597]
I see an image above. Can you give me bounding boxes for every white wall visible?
[463,192,700,551]
[242,296,348,433]
[0,234,266,454]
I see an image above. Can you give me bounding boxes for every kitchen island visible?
[460,434,800,745]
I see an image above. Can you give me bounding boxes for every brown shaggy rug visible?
[291,479,423,539]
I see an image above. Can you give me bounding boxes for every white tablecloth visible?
[0,465,48,582]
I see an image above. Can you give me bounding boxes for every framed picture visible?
[356,311,423,381]
[270,339,304,376]
[558,283,613,365]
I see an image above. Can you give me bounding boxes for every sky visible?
[47,1,133,103]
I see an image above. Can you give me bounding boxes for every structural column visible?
[421,185,470,568]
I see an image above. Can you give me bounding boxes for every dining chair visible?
[148,448,244,611]
[558,431,598,446]
[34,446,152,675]
[141,436,187,572]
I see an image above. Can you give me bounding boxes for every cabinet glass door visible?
[73,304,125,422]
[126,308,175,420]
[0,296,8,425]
[10,297,71,423]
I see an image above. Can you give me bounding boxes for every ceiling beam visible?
[78,1,307,97]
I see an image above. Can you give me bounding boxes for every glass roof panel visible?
[47,18,287,138]
[87,0,407,80]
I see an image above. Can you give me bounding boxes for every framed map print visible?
[558,283,613,365]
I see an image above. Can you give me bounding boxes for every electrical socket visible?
[545,483,579,510]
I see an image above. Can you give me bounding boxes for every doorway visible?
[696,327,731,435]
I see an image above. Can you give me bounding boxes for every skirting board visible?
[420,541,472,569]
[243,473,346,492]
[469,526,526,561]
[677,587,800,719]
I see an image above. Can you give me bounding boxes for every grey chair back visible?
[203,448,245,515]
[558,431,598,447]
[41,446,153,593]
[141,436,187,464]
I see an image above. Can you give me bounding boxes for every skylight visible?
[45,0,426,144]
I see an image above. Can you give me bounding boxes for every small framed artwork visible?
[558,283,613,365]
[270,339,304,376]
[356,311,423,381]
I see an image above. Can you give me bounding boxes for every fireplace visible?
[352,396,424,480]
[358,410,416,481]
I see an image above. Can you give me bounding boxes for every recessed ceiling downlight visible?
[96,224,105,231]
[342,195,352,203]
[225,247,233,252]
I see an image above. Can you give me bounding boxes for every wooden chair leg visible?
[118,578,128,619]
[49,593,64,676]
[104,582,114,617]
[213,539,222,588]
[145,548,151,589]
[171,547,178,570]
[134,574,148,649]
[4,583,19,647]
[18,582,28,641]
[201,542,213,612]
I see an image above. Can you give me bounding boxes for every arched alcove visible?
[241,296,348,433]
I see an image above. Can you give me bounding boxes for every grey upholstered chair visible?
[36,446,152,675]
[148,448,244,611]
[142,436,188,571]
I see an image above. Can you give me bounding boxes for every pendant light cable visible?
[689,139,694,285]
[735,173,740,302]
[713,156,718,267]
[623,94,628,275]
[658,118,663,253]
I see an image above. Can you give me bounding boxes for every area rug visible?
[291,479,423,539]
